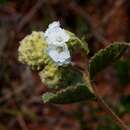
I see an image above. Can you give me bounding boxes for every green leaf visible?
[115,59,130,85]
[60,66,83,88]
[42,84,94,104]
[89,42,130,79]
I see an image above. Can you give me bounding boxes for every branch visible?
[17,0,45,31]
[67,2,109,46]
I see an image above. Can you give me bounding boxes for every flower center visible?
[56,46,64,53]
[56,36,63,42]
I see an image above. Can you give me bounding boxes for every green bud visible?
[18,31,50,70]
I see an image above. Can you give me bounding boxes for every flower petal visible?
[47,44,71,66]
[44,21,70,45]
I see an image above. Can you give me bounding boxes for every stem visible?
[94,86,129,130]
[83,72,129,130]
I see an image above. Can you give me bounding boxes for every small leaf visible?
[66,31,89,55]
[89,42,130,79]
[42,84,94,104]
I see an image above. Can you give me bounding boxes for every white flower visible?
[44,21,70,45]
[44,21,71,66]
[47,43,70,66]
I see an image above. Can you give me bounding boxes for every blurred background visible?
[0,0,130,130]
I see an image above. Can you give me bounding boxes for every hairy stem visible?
[83,72,129,130]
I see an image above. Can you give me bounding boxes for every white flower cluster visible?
[44,21,71,66]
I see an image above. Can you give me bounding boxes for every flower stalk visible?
[83,71,129,130]
[18,21,130,129]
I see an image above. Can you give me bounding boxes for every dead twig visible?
[101,0,126,26]
[67,0,126,46]
[17,0,45,31]
[68,2,109,46]
[17,115,29,130]
[0,68,34,104]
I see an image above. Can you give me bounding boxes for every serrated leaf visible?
[89,42,130,79]
[42,84,94,104]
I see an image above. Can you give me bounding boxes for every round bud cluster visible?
[18,31,49,70]
[39,62,62,89]
[18,21,88,89]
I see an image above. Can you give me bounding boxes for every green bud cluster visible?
[18,31,62,88]
[18,31,49,70]
[39,62,62,89]
[18,30,88,89]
